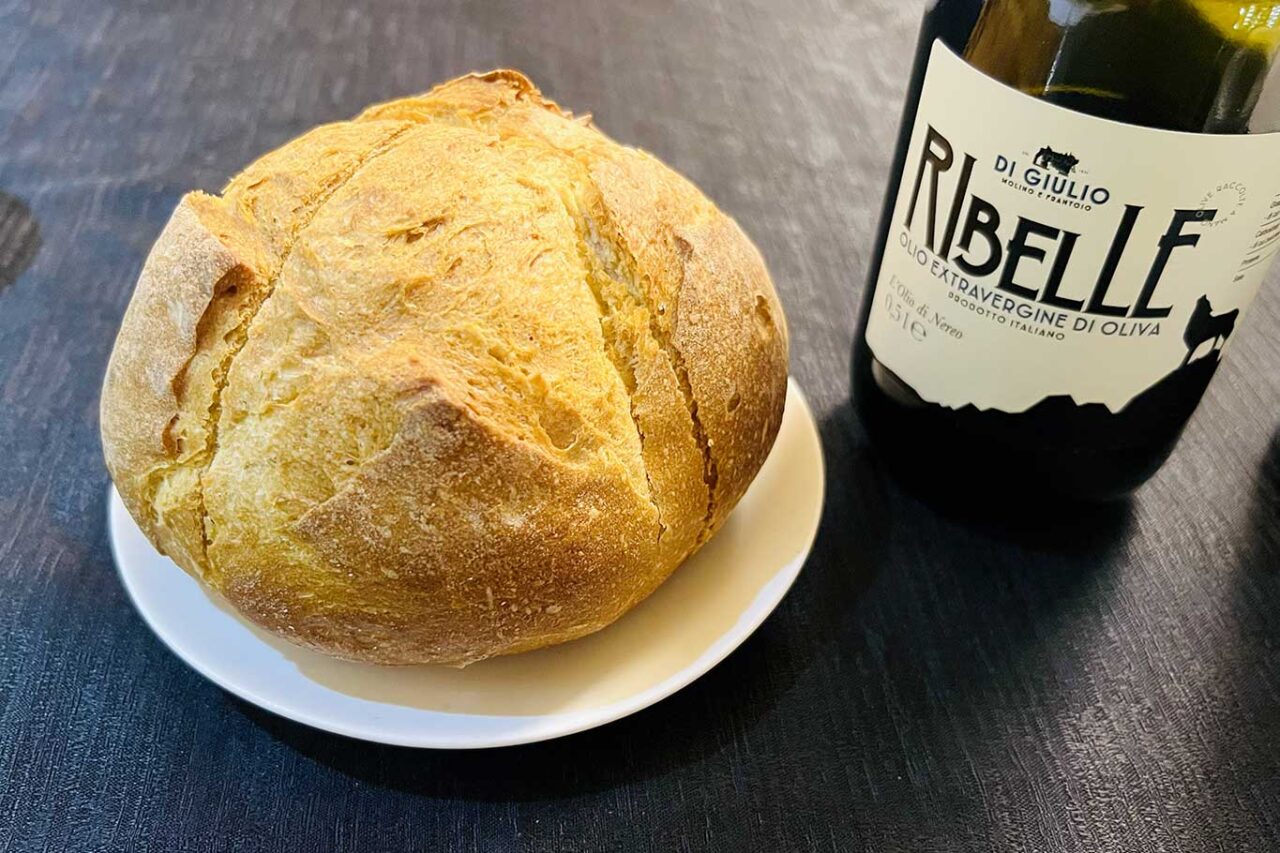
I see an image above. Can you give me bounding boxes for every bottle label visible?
[866,41,1280,414]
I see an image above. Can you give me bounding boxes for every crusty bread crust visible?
[100,193,270,577]
[101,71,788,665]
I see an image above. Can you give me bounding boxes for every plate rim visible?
[108,379,824,749]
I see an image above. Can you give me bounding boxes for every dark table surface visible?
[3,1,1280,851]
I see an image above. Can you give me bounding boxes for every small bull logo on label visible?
[1033,146,1079,176]
[1182,294,1237,365]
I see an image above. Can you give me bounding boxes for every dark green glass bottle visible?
[854,0,1280,500]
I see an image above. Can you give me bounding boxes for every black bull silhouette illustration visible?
[1182,295,1237,365]
[1033,146,1079,176]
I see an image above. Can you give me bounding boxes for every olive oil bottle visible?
[854,0,1280,499]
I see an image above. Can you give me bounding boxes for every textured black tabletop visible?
[2,1,1279,851]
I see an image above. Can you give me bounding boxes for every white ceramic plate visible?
[109,380,825,748]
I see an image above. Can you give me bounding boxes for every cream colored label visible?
[867,42,1280,413]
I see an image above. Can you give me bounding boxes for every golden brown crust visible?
[222,119,414,258]
[101,70,788,665]
[578,150,789,541]
[100,192,270,576]
[102,120,413,579]
[672,214,789,537]
[244,388,660,665]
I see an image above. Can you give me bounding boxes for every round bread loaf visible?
[101,70,788,665]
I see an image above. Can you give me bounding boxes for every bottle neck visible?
[937,0,1280,133]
